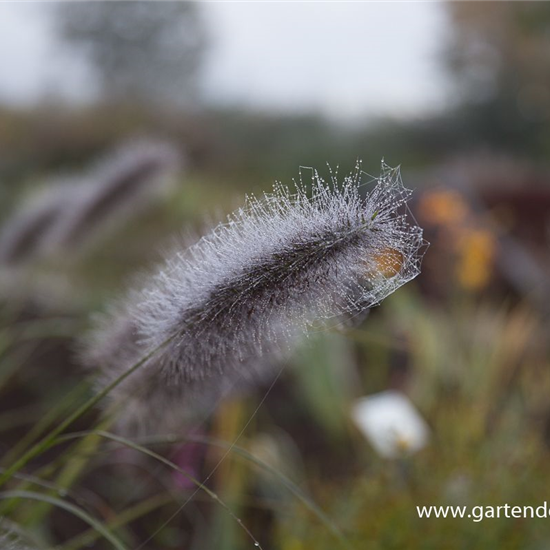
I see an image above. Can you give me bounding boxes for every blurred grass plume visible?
[0,139,181,267]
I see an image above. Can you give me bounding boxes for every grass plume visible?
[0,139,181,266]
[84,162,426,434]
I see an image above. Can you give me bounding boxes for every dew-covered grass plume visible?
[84,162,426,434]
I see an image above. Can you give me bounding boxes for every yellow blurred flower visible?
[456,228,496,291]
[419,189,469,226]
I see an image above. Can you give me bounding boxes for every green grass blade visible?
[1,380,90,468]
[0,490,127,550]
[57,430,264,550]
[135,433,351,548]
[60,493,173,550]
[187,434,351,547]
[0,335,174,488]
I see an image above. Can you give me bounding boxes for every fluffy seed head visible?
[45,138,181,253]
[84,162,426,434]
[0,185,71,265]
[0,139,181,266]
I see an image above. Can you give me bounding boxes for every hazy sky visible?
[0,2,450,120]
